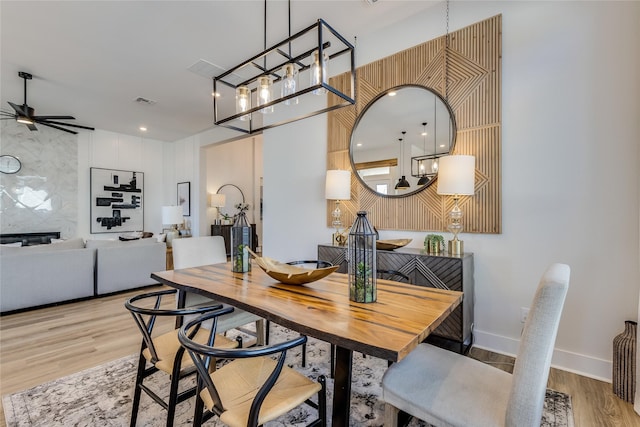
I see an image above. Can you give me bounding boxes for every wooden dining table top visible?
[152,262,462,362]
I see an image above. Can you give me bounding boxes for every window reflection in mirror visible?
[350,85,456,198]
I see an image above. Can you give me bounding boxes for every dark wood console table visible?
[211,224,258,257]
[318,243,474,354]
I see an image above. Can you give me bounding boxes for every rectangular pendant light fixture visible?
[213,18,355,134]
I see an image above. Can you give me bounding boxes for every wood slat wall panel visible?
[327,15,501,234]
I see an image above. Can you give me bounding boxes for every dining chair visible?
[376,269,410,282]
[381,263,570,427]
[172,236,266,346]
[125,288,239,427]
[178,309,327,427]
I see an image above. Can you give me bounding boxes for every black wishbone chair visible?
[178,310,327,427]
[125,289,239,427]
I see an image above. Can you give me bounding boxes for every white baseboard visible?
[473,329,612,382]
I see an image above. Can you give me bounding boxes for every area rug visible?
[3,325,574,427]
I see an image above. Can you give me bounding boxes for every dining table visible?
[151,261,462,427]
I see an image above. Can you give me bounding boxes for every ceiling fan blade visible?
[7,101,27,116]
[38,121,78,135]
[33,115,75,120]
[1,117,17,120]
[37,120,94,131]
[26,123,38,131]
[1,111,17,117]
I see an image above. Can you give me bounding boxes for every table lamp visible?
[162,205,184,247]
[325,169,351,246]
[210,193,226,224]
[436,155,475,255]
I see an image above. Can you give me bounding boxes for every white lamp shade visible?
[162,206,183,225]
[325,170,351,200]
[436,155,476,195]
[210,193,226,208]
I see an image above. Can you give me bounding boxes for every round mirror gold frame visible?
[349,85,457,198]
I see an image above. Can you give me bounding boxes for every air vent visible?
[187,59,227,78]
[134,97,156,105]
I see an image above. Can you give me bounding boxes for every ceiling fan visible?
[1,71,94,135]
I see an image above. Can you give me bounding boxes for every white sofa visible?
[86,238,166,295]
[0,237,166,313]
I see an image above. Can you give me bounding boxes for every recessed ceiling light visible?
[139,126,147,132]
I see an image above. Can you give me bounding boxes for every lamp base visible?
[166,230,181,248]
[448,239,463,255]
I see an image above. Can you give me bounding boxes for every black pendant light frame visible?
[213,17,355,135]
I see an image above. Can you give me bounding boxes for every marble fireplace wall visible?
[0,121,78,238]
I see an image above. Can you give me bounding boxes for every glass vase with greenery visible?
[348,211,377,303]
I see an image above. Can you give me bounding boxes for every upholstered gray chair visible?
[172,236,265,345]
[382,263,570,427]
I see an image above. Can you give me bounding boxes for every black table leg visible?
[332,345,353,427]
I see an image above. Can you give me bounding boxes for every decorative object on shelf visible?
[376,239,412,251]
[161,205,183,248]
[212,0,355,135]
[437,155,475,255]
[90,167,144,234]
[249,250,339,285]
[325,169,351,246]
[177,181,190,216]
[424,234,444,254]
[348,211,377,303]
[231,209,252,273]
[209,193,226,225]
[613,320,637,402]
[0,155,21,174]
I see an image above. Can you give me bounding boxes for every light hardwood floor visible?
[1,286,639,426]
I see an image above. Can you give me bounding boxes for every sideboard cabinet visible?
[317,244,474,354]
[211,224,258,257]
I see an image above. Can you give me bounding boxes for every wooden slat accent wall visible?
[327,15,501,234]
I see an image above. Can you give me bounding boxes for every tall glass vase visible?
[231,211,251,273]
[348,211,377,303]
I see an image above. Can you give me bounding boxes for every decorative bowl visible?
[253,256,339,285]
[376,239,412,251]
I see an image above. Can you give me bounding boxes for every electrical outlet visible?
[520,307,529,323]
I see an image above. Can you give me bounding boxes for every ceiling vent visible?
[134,97,156,105]
[364,0,379,4]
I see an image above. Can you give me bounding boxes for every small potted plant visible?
[424,234,444,254]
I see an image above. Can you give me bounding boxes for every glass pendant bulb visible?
[432,159,439,174]
[310,49,328,95]
[281,63,299,105]
[235,86,250,121]
[257,76,274,114]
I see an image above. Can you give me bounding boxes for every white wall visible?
[204,135,263,243]
[173,1,640,381]
[76,129,168,240]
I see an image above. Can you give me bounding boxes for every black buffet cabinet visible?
[317,244,474,354]
[211,224,258,257]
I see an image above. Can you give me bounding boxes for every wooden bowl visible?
[253,256,339,285]
[376,239,412,251]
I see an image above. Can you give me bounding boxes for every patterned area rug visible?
[3,325,574,426]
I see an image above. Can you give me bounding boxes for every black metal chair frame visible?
[179,310,327,427]
[125,289,238,427]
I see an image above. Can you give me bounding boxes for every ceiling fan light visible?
[16,115,34,125]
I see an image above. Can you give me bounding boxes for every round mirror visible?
[216,184,245,218]
[350,85,456,197]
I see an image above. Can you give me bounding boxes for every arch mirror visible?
[350,85,457,197]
